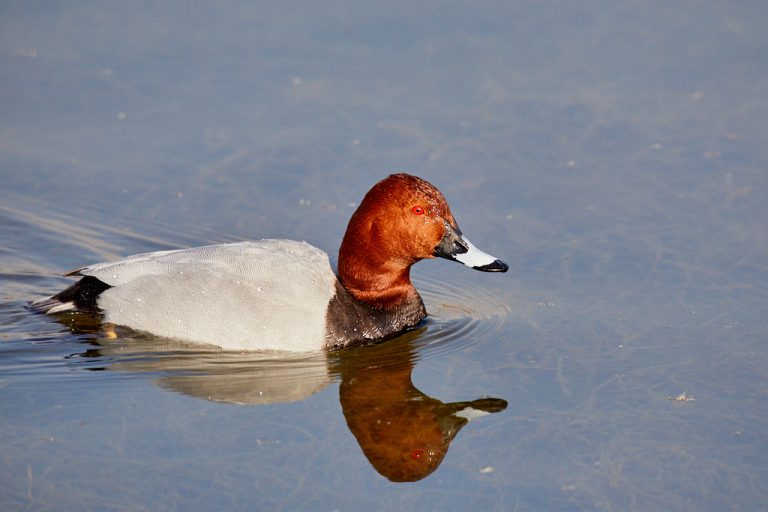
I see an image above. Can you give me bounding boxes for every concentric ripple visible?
[413,274,511,361]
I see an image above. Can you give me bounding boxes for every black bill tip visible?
[475,259,508,273]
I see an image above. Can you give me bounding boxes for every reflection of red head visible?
[336,339,507,482]
[340,361,460,482]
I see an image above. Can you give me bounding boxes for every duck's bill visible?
[434,222,508,273]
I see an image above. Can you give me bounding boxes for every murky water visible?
[2,1,768,510]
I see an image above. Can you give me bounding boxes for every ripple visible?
[0,199,241,268]
[413,274,511,361]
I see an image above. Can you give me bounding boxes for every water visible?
[2,1,768,510]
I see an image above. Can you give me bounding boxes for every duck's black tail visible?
[29,276,111,314]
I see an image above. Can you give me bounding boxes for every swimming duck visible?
[32,173,507,351]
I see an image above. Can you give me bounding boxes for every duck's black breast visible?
[324,281,426,350]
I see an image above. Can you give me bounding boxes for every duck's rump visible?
[30,275,112,314]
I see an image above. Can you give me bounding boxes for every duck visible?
[31,173,507,351]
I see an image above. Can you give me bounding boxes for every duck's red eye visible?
[411,206,425,216]
[411,449,424,460]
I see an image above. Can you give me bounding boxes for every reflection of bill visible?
[334,337,507,482]
[80,332,507,481]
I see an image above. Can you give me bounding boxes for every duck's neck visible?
[328,241,426,349]
[338,261,417,311]
[339,244,421,311]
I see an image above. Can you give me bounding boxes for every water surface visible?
[2,1,767,510]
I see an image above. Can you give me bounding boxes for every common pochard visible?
[32,174,507,351]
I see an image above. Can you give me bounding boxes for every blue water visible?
[2,1,767,510]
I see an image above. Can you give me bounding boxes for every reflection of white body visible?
[96,340,333,405]
[84,240,337,351]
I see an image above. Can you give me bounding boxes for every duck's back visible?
[83,240,337,351]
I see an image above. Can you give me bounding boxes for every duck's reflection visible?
[332,337,507,481]
[77,330,507,481]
